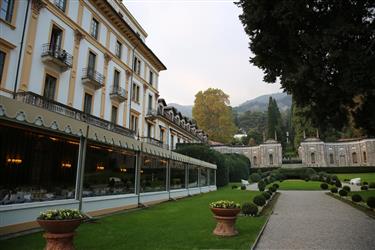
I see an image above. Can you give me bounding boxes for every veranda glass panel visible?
[84,142,136,197]
[0,123,79,205]
[188,165,198,188]
[199,168,208,186]
[210,169,215,185]
[170,160,186,189]
[141,155,167,192]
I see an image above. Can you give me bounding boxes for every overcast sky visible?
[125,0,282,106]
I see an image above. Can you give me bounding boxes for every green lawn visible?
[349,190,375,201]
[268,180,324,190]
[2,187,268,250]
[336,173,375,183]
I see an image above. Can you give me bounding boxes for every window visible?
[54,0,66,12]
[113,70,120,88]
[90,18,99,39]
[141,155,167,192]
[0,51,5,84]
[311,152,315,164]
[83,93,92,114]
[363,151,367,163]
[352,152,358,164]
[148,94,153,111]
[188,165,198,188]
[329,153,334,164]
[111,106,118,124]
[132,83,140,103]
[200,168,208,186]
[130,114,138,132]
[269,154,273,165]
[115,40,122,58]
[171,135,175,150]
[0,0,14,23]
[159,128,164,142]
[149,71,153,85]
[88,51,96,72]
[170,161,186,189]
[50,25,63,51]
[133,56,141,75]
[43,74,57,100]
[147,123,152,138]
[253,156,257,166]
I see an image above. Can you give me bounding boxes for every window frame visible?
[90,18,99,39]
[0,0,15,24]
[115,40,122,58]
[83,93,93,114]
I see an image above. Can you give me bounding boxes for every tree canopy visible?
[192,88,237,143]
[237,0,375,135]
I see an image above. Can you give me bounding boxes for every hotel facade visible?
[0,0,215,233]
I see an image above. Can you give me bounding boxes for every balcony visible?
[41,43,73,72]
[145,109,158,121]
[140,137,169,150]
[16,92,135,138]
[82,68,105,90]
[110,85,127,103]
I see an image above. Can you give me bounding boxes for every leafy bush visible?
[231,185,238,189]
[262,192,271,200]
[363,181,368,185]
[351,194,362,202]
[242,202,258,216]
[360,185,368,191]
[253,195,266,206]
[330,187,338,193]
[267,190,273,196]
[249,173,261,183]
[339,189,348,197]
[38,209,85,220]
[209,200,240,209]
[320,183,329,190]
[272,183,279,189]
[335,180,342,188]
[241,185,246,190]
[342,186,351,192]
[305,178,310,182]
[268,186,276,193]
[369,182,375,189]
[344,178,350,181]
[367,197,375,208]
[258,180,266,192]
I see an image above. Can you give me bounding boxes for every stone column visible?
[100,53,111,119]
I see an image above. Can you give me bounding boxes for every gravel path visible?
[256,191,375,250]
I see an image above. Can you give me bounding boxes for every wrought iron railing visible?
[146,109,158,117]
[140,137,169,150]
[82,68,105,86]
[16,92,135,138]
[41,43,73,68]
[110,85,127,99]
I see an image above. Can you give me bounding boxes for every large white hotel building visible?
[0,0,215,234]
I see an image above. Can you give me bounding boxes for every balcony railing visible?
[140,137,169,150]
[16,92,135,138]
[110,85,127,103]
[82,68,105,90]
[41,43,73,71]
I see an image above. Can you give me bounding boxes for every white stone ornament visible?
[34,116,44,126]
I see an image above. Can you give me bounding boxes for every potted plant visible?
[37,209,86,250]
[209,200,241,236]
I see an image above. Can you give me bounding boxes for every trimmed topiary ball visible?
[268,186,276,193]
[367,197,375,209]
[267,190,273,196]
[242,202,258,216]
[320,183,329,190]
[305,178,310,182]
[363,181,368,185]
[330,187,338,193]
[272,183,279,189]
[339,189,348,197]
[258,180,266,192]
[361,185,368,191]
[232,185,238,189]
[369,182,375,189]
[262,192,271,200]
[335,180,342,188]
[351,194,362,202]
[253,195,266,207]
[241,185,246,190]
[343,185,351,192]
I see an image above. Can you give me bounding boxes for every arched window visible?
[311,152,315,164]
[253,156,257,166]
[269,154,273,165]
[363,151,367,163]
[329,153,334,164]
[352,152,357,164]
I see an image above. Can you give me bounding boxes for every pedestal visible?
[213,215,238,236]
[43,232,75,250]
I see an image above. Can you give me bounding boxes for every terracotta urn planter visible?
[210,207,241,236]
[37,218,83,250]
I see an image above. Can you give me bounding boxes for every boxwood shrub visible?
[262,192,271,200]
[351,194,362,202]
[369,182,375,189]
[258,180,266,192]
[242,202,258,216]
[241,185,246,190]
[272,183,279,189]
[320,183,329,190]
[342,186,351,192]
[367,197,375,208]
[268,186,276,193]
[335,180,342,188]
[339,189,348,197]
[253,195,266,207]
[330,187,338,193]
[360,185,368,191]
